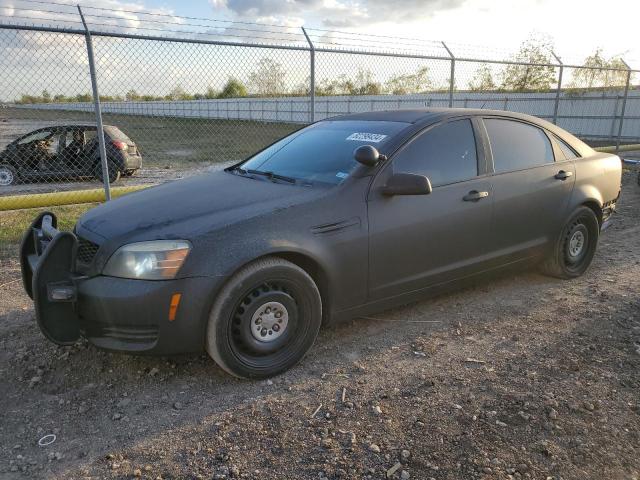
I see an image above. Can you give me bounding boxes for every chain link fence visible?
[0,6,638,211]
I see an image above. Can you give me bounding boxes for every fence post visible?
[551,51,563,125]
[442,41,455,108]
[78,6,111,201]
[615,60,631,154]
[302,27,315,123]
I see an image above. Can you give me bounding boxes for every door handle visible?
[463,190,490,202]
[554,170,573,180]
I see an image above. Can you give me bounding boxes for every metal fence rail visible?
[0,7,638,210]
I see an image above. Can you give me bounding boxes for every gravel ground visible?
[0,171,639,480]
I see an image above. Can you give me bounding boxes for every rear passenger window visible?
[554,135,579,160]
[485,119,554,173]
[394,119,478,187]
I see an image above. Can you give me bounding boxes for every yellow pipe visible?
[0,185,152,212]
[595,144,640,153]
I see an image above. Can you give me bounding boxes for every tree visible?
[205,86,218,99]
[385,66,432,94]
[167,85,193,101]
[569,49,629,90]
[248,58,286,96]
[500,35,556,91]
[351,69,382,95]
[469,65,497,91]
[41,90,51,103]
[126,89,140,101]
[218,78,248,98]
[75,93,92,102]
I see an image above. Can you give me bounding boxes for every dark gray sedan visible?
[20,109,621,378]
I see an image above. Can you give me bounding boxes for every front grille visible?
[76,237,100,265]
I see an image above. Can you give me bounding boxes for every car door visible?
[368,118,494,300]
[481,117,576,262]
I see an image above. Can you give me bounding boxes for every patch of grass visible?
[0,204,96,258]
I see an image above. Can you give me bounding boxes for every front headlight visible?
[103,240,191,280]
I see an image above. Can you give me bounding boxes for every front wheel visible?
[0,164,18,186]
[206,257,322,379]
[541,206,600,279]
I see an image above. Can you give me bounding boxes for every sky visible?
[138,0,640,66]
[0,0,638,100]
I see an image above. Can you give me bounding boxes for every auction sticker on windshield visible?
[346,132,387,143]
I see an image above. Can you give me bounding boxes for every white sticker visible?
[346,132,387,143]
[336,172,348,179]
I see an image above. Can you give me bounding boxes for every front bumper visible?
[19,212,220,354]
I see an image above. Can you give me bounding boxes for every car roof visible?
[54,123,117,128]
[331,108,545,125]
[330,107,593,155]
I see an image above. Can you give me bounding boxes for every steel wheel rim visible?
[568,230,585,258]
[564,221,589,266]
[250,301,289,343]
[228,280,304,366]
[0,167,13,186]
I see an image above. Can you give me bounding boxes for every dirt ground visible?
[1,170,639,480]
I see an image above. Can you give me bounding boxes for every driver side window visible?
[393,119,478,187]
[17,130,53,144]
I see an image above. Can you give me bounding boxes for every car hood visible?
[77,170,326,241]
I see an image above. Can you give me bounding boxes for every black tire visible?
[541,206,600,279]
[94,161,121,184]
[0,164,18,186]
[206,257,322,379]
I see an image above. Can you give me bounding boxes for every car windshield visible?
[238,120,409,185]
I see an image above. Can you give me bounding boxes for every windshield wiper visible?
[245,169,297,184]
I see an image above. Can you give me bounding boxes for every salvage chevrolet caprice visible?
[20,109,622,378]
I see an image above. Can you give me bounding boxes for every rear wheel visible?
[206,257,322,379]
[0,164,17,186]
[94,161,121,184]
[541,206,600,279]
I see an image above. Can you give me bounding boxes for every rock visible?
[266,379,273,386]
[518,411,531,421]
[29,376,41,388]
[111,413,122,421]
[133,468,142,477]
[583,401,595,412]
[483,467,493,474]
[368,443,381,453]
[495,420,508,427]
[401,449,411,460]
[517,463,530,473]
[548,408,558,420]
[173,401,184,410]
[386,462,402,477]
[321,438,333,449]
[372,405,383,416]
[117,398,131,409]
[148,367,159,377]
[400,471,410,480]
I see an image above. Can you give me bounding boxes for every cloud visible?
[210,0,466,28]
[0,0,183,31]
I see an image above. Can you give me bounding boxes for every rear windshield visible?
[239,120,409,185]
[105,126,132,143]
